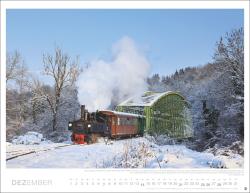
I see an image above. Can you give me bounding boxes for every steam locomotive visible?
[68,105,145,144]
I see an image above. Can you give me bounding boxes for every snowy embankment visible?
[11,131,52,145]
[6,134,243,168]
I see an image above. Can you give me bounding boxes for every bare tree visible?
[42,47,80,131]
[6,51,32,139]
[6,51,22,83]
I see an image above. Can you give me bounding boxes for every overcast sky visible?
[7,9,243,81]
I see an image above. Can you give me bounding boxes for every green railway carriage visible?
[116,91,193,139]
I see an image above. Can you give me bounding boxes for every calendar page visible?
[1,0,249,192]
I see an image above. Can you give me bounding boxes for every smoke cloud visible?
[77,36,150,112]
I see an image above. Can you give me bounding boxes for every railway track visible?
[6,144,73,161]
[6,137,116,161]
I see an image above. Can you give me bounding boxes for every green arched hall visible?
[116,91,193,138]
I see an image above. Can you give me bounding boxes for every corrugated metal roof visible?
[118,91,184,107]
[99,110,144,117]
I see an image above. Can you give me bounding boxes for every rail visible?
[6,144,73,161]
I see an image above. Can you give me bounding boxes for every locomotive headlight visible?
[68,123,72,127]
[88,124,91,128]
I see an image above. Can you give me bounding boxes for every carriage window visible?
[120,117,124,125]
[121,117,126,125]
[130,118,133,125]
[117,116,137,125]
[134,118,138,126]
[128,117,131,125]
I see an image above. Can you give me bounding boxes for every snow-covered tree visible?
[30,80,80,141]
[42,47,81,131]
[147,74,165,92]
[213,28,244,138]
[154,28,244,151]
[6,51,22,83]
[6,51,32,140]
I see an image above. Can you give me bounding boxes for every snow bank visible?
[205,142,244,168]
[7,137,244,168]
[12,132,51,145]
[101,138,244,169]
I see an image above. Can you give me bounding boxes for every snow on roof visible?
[118,91,184,107]
[99,110,145,117]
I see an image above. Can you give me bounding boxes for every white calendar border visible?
[1,1,249,192]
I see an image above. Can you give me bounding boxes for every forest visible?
[6,28,244,153]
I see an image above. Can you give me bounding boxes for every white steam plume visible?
[77,36,150,112]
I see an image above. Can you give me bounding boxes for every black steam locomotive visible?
[68,105,145,144]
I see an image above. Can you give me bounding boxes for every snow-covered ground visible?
[6,137,243,168]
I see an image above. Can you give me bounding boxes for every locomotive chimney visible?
[81,105,85,120]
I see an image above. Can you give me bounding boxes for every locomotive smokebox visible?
[81,105,85,120]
